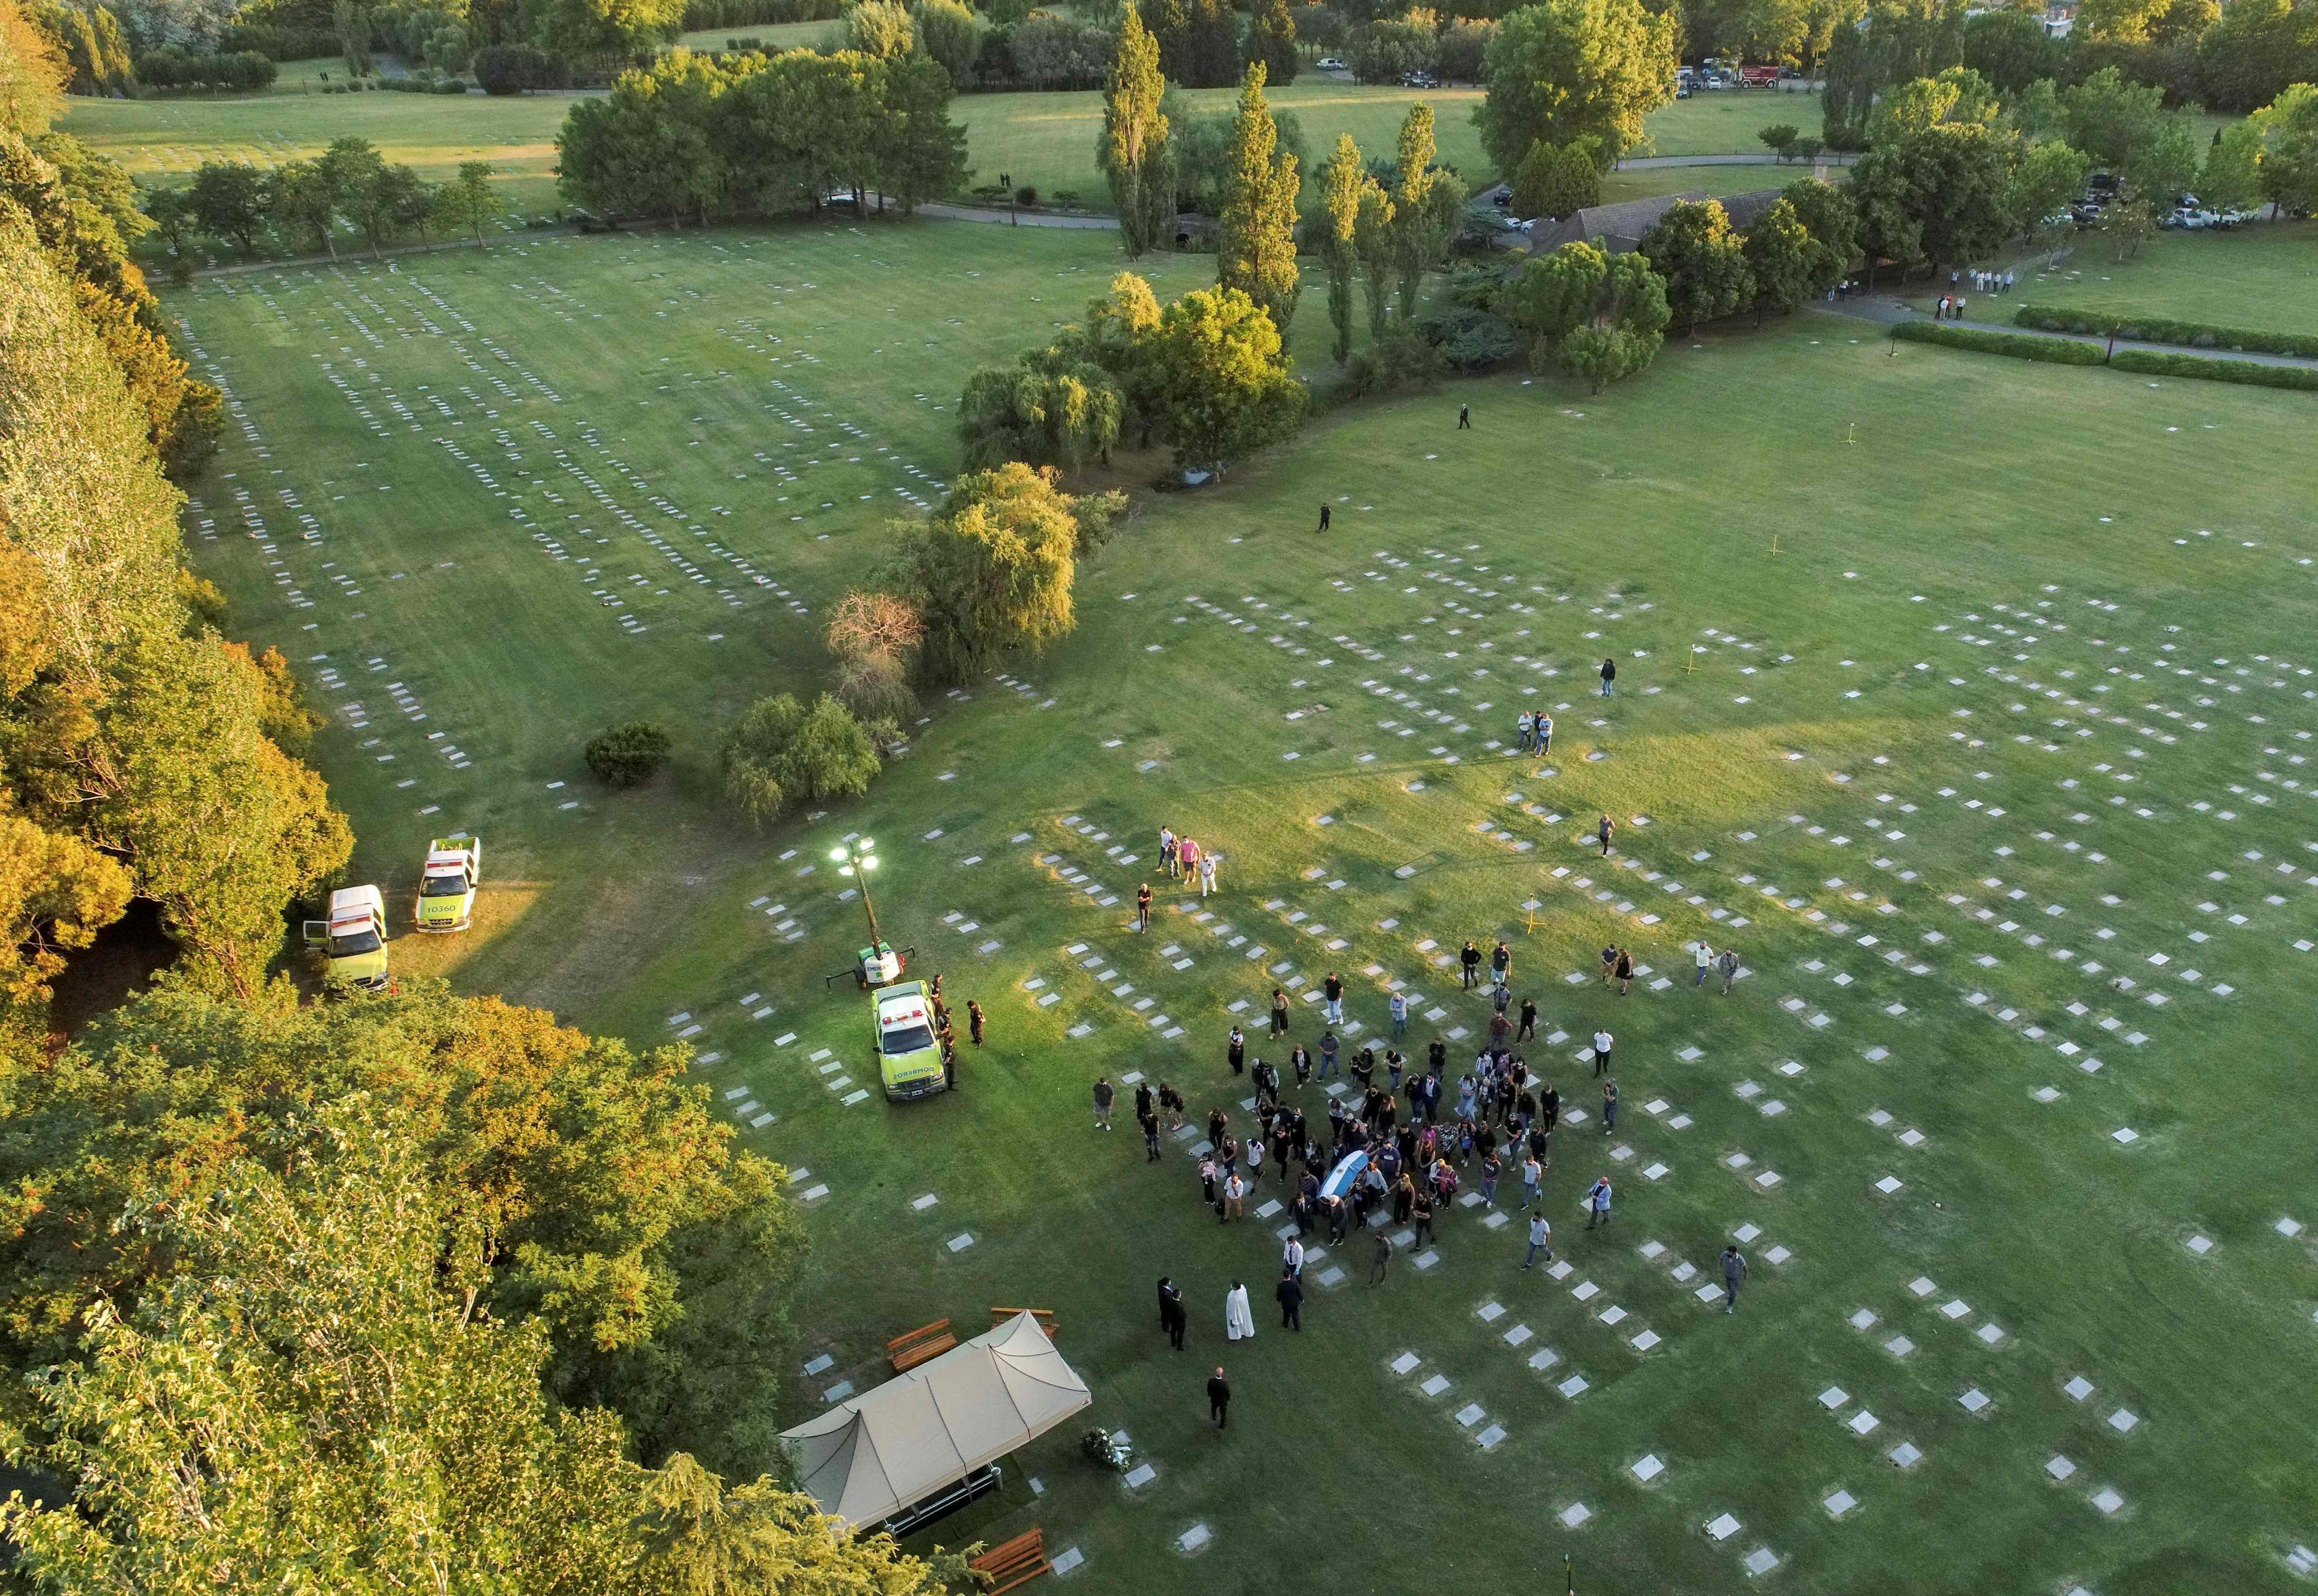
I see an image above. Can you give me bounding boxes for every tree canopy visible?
[1476,0,1678,174]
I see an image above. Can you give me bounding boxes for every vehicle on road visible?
[414,834,480,932]
[1317,56,1345,70]
[873,979,950,1100]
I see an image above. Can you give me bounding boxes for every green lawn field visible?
[674,19,841,52]
[1998,219,2318,336]
[63,77,1828,243]
[166,211,2318,1595]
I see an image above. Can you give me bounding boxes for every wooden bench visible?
[888,1318,957,1373]
[990,1307,1058,1339]
[969,1528,1051,1594]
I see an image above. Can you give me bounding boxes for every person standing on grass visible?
[1517,996,1538,1042]
[1592,1027,1613,1078]
[1135,1078,1155,1124]
[1093,1076,1115,1130]
[1276,1266,1304,1330]
[1207,1366,1232,1427]
[1136,882,1153,931]
[1370,1228,1393,1285]
[1717,945,1740,994]
[1270,987,1290,1036]
[1598,813,1615,857]
[1613,947,1634,996]
[1600,1078,1618,1135]
[1200,851,1217,897]
[1159,1277,1187,1349]
[1599,942,1619,985]
[1291,1042,1313,1089]
[1521,1148,1543,1208]
[1599,656,1616,696]
[1318,502,1332,533]
[1461,940,1482,989]
[1491,939,1512,994]
[967,1000,986,1045]
[1223,1170,1245,1222]
[1160,1079,1184,1129]
[1586,1174,1613,1229]
[1390,989,1409,1040]
[1228,1026,1247,1075]
[1537,712,1553,754]
[1694,941,1713,988]
[1142,1105,1163,1161]
[1320,1029,1341,1080]
[1283,1232,1305,1281]
[1158,826,1175,878]
[1246,1132,1265,1190]
[1323,971,1346,1024]
[1179,836,1199,887]
[1516,708,1533,751]
[1525,1211,1554,1267]
[1721,1244,1748,1313]
[1458,402,1471,430]
[1480,1148,1503,1205]
[1411,1181,1435,1248]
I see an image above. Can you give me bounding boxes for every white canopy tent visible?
[781,1312,1092,1531]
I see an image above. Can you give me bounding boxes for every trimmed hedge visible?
[1891,320,2105,365]
[134,47,278,91]
[2013,303,2318,361]
[473,45,565,94]
[2109,348,2318,392]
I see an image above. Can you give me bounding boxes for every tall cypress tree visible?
[1317,132,1362,363]
[1101,6,1173,258]
[1248,0,1299,86]
[1390,101,1437,323]
[1217,60,1300,334]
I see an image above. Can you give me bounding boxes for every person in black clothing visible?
[1598,813,1615,858]
[1598,656,1616,697]
[967,1000,985,1045]
[1540,1081,1561,1129]
[1136,882,1153,930]
[1517,997,1538,1041]
[1460,940,1482,988]
[1158,1278,1187,1349]
[1141,1108,1162,1161]
[1135,1080,1155,1122]
[1318,503,1332,532]
[1457,402,1470,430]
[1254,1058,1280,1108]
[1276,1267,1304,1330]
[1427,1037,1448,1077]
[1208,1367,1232,1426]
[1226,1027,1246,1075]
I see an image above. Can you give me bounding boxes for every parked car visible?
[1317,56,1346,70]
[1399,70,1438,87]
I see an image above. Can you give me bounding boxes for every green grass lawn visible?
[673,19,839,52]
[1995,220,2318,336]
[64,76,1830,244]
[171,217,2318,1594]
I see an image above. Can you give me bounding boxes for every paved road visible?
[915,201,1119,230]
[1816,297,2318,372]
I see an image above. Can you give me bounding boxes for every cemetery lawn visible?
[1995,219,2318,338]
[176,218,2318,1595]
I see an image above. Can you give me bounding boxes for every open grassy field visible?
[1995,219,2318,336]
[674,18,840,52]
[167,210,2318,1594]
[62,77,1820,239]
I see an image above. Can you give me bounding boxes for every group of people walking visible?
[1137,825,1218,931]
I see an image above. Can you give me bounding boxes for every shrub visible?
[2011,304,2318,361]
[2108,348,2318,391]
[134,48,278,92]
[584,720,673,787]
[1343,331,1445,398]
[1890,320,2106,365]
[719,694,880,828]
[1014,185,1038,207]
[473,45,562,94]
[1417,304,1520,371]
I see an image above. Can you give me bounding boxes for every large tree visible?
[1847,118,2017,276]
[957,349,1126,469]
[1100,5,1174,259]
[1217,60,1301,334]
[1248,0,1299,84]
[0,1096,962,1595]
[1,215,346,1002]
[1639,196,1753,333]
[1317,131,1364,363]
[2252,83,2318,216]
[1141,284,1307,470]
[0,981,804,1471]
[1353,178,1396,338]
[1780,175,1860,294]
[1740,195,1815,320]
[1476,0,1678,175]
[1505,241,1668,391]
[905,464,1088,683]
[878,53,969,214]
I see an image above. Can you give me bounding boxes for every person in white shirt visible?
[1199,852,1217,896]
[1694,941,1714,987]
[1524,1212,1554,1266]
[1282,1234,1304,1279]
[1592,1027,1613,1077]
